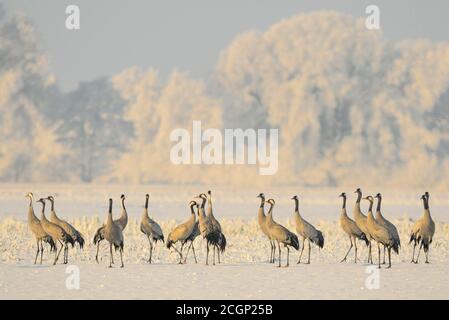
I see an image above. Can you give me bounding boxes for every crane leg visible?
[54,240,64,265]
[40,240,44,264]
[268,241,272,263]
[285,246,290,267]
[147,237,153,263]
[213,246,216,266]
[368,241,372,264]
[411,240,417,263]
[354,238,358,263]
[119,248,124,268]
[34,239,40,264]
[277,241,281,268]
[205,242,209,266]
[386,247,392,268]
[297,238,305,264]
[382,245,386,264]
[95,240,101,263]
[179,243,185,264]
[184,242,191,264]
[425,248,430,264]
[306,239,311,264]
[217,247,221,264]
[377,242,381,269]
[109,243,113,268]
[64,244,69,264]
[415,242,423,264]
[340,237,353,263]
[192,243,198,264]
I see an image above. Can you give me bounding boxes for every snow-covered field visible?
[0,184,448,299]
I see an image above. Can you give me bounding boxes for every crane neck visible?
[121,198,127,218]
[259,197,265,208]
[376,196,381,212]
[341,196,346,209]
[367,200,373,212]
[145,196,149,209]
[40,202,46,220]
[293,198,299,212]
[200,196,206,209]
[267,202,274,219]
[28,202,36,221]
[356,191,362,203]
[422,196,429,210]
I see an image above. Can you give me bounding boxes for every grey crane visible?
[26,192,56,264]
[37,198,74,265]
[94,194,128,263]
[364,196,399,268]
[257,193,275,263]
[182,203,200,263]
[166,200,197,264]
[410,192,435,264]
[265,199,299,267]
[206,190,226,264]
[374,193,400,264]
[47,196,85,249]
[353,188,373,264]
[140,194,164,263]
[103,198,124,268]
[292,195,324,264]
[196,193,223,265]
[339,192,369,263]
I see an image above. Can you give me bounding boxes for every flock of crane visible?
[25,188,435,269]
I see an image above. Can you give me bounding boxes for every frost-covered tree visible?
[216,11,449,187]
[58,78,132,182]
[0,11,65,182]
[110,68,222,183]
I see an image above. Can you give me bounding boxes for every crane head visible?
[37,198,46,204]
[339,192,346,198]
[375,193,381,199]
[47,195,54,202]
[267,199,275,205]
[256,193,265,199]
[354,188,361,194]
[25,192,34,199]
[291,195,298,200]
[188,200,197,207]
[120,194,125,200]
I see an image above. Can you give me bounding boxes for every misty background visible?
[1,1,449,188]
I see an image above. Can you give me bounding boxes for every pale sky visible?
[3,0,449,92]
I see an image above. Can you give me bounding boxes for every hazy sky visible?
[3,0,449,92]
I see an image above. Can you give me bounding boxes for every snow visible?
[1,184,448,299]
